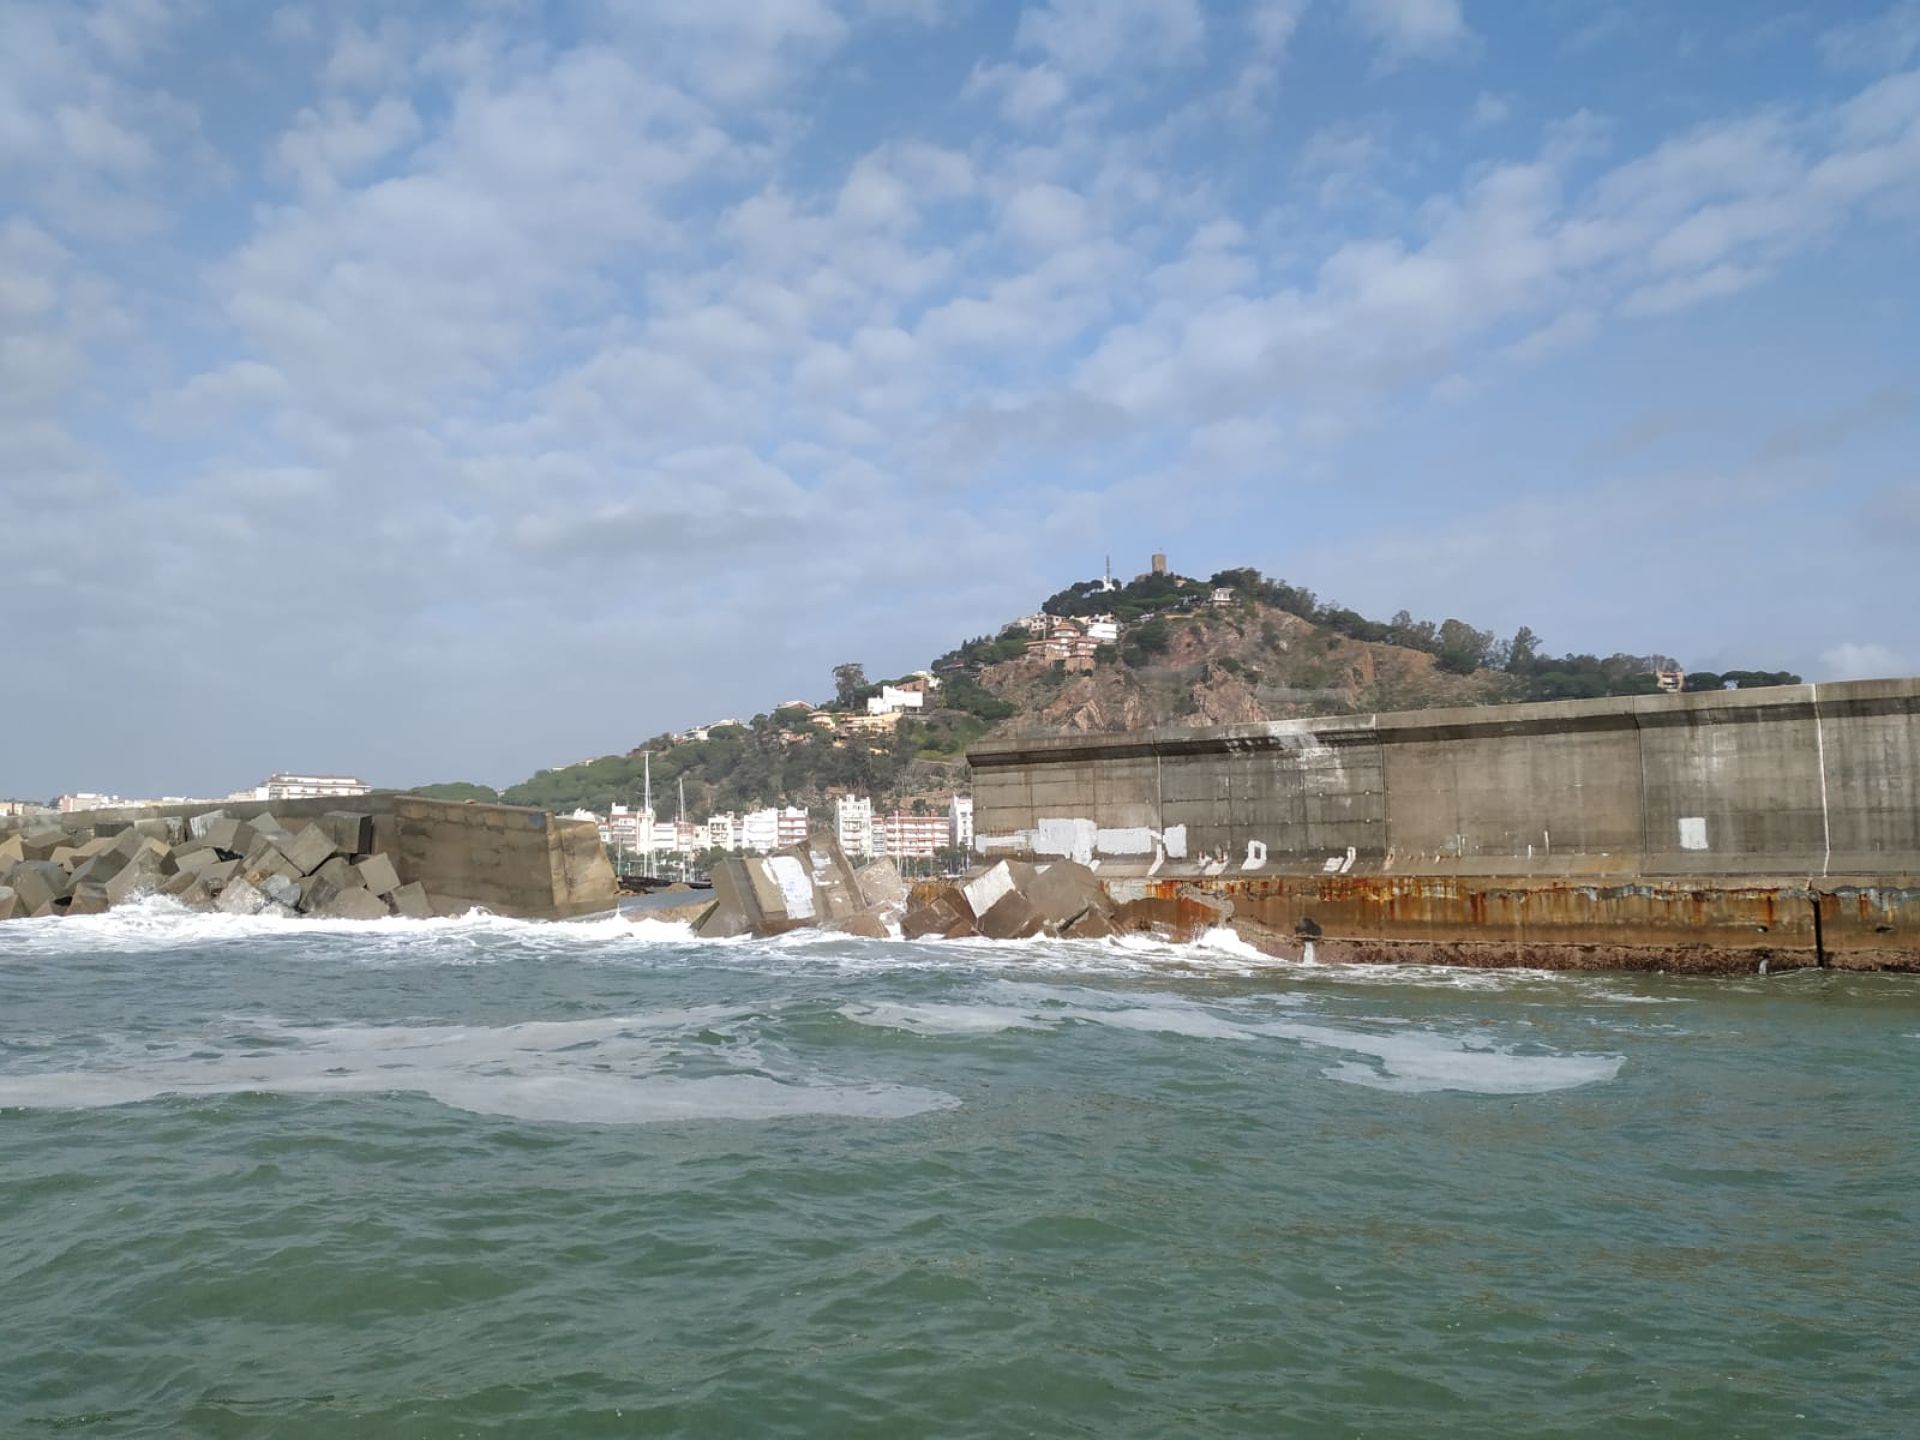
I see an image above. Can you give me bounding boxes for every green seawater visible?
[2,904,1916,1439]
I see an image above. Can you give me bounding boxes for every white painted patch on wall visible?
[1243,840,1268,872]
[1035,816,1098,863]
[1678,816,1709,851]
[766,855,816,919]
[1162,824,1188,860]
[1096,826,1155,856]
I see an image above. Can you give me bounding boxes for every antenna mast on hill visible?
[643,750,654,881]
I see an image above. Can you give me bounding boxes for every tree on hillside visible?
[832,662,868,709]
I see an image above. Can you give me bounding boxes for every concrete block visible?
[131,817,185,844]
[260,873,303,910]
[250,812,291,839]
[354,853,400,897]
[215,877,269,916]
[1061,907,1118,940]
[240,835,301,886]
[317,811,374,855]
[1025,860,1111,931]
[199,859,242,891]
[8,861,70,912]
[50,845,83,871]
[20,828,69,862]
[318,885,389,920]
[171,876,217,912]
[961,860,1039,920]
[279,825,337,876]
[297,871,344,913]
[161,868,203,897]
[978,889,1046,940]
[68,882,112,916]
[29,901,57,918]
[173,847,225,876]
[194,818,256,857]
[104,849,169,905]
[0,835,23,867]
[854,858,908,910]
[386,882,432,919]
[694,861,763,939]
[0,885,17,921]
[901,886,977,940]
[826,906,892,939]
[187,810,229,841]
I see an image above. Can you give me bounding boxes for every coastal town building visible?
[241,773,374,802]
[949,795,974,851]
[835,795,875,859]
[706,814,739,851]
[865,685,926,717]
[0,799,52,818]
[876,810,950,859]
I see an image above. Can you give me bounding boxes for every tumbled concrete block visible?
[173,847,224,876]
[854,858,908,911]
[170,876,217,912]
[193,817,256,857]
[0,885,18,921]
[0,835,24,867]
[317,811,374,856]
[354,853,400,897]
[297,871,343,913]
[188,809,228,841]
[826,907,892,939]
[694,861,763,939]
[8,861,70,913]
[1061,907,1118,940]
[901,886,977,940]
[215,877,269,916]
[961,860,1039,921]
[386,882,433,919]
[199,858,241,891]
[1025,860,1111,932]
[131,817,185,844]
[279,825,337,876]
[318,885,389,920]
[259,873,303,910]
[250,812,291,839]
[50,845,83,871]
[978,890,1046,941]
[67,881,112,916]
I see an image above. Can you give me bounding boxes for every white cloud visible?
[1015,0,1206,75]
[1821,1,1920,73]
[1346,0,1473,67]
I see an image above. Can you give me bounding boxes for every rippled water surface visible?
[3,902,1917,1437]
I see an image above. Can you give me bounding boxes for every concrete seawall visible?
[2,795,617,921]
[967,679,1920,971]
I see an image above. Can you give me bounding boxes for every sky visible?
[5,0,1919,800]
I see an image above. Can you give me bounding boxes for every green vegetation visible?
[410,781,500,802]
[1121,617,1173,668]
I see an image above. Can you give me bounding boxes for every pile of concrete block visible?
[0,810,436,922]
[900,858,1118,941]
[687,836,910,940]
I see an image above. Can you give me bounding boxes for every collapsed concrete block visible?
[278,824,337,876]
[216,877,270,915]
[8,861,70,912]
[826,907,892,939]
[260,873,304,910]
[0,835,24,867]
[161,868,203,897]
[1061,906,1118,940]
[318,885,388,920]
[193,817,256,856]
[49,845,83,871]
[250,812,291,839]
[317,811,374,855]
[67,882,112,915]
[960,860,1039,921]
[354,853,400,897]
[694,861,767,939]
[0,885,17,921]
[173,847,225,876]
[854,858,908,911]
[386,882,433,919]
[170,876,217,911]
[1025,860,1112,932]
[978,890,1046,940]
[131,817,185,844]
[187,810,228,841]
[199,858,241,891]
[29,901,58,918]
[297,870,344,913]
[901,886,978,940]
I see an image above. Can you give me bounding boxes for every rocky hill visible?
[416,566,1800,817]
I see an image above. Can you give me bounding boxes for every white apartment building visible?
[263,773,372,801]
[949,795,974,851]
[739,805,809,853]
[865,685,927,717]
[835,795,875,859]
[705,813,739,851]
[876,811,950,859]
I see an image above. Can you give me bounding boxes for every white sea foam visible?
[838,982,1622,1096]
[0,1012,958,1125]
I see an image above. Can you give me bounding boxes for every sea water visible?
[2,901,1915,1437]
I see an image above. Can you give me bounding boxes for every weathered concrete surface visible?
[969,679,1920,878]
[968,679,1920,971]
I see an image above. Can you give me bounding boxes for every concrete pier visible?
[968,679,1920,971]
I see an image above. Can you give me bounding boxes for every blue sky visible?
[5,0,1919,798]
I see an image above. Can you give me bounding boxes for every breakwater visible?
[967,679,1920,971]
[0,794,616,923]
